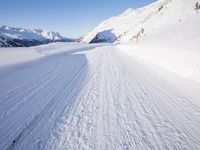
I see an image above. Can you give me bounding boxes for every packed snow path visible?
[0,44,200,150]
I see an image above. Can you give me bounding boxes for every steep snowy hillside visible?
[81,0,200,44]
[0,26,74,47]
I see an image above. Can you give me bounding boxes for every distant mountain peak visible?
[0,25,74,47]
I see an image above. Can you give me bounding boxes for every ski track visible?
[0,44,200,150]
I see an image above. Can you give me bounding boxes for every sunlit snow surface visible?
[82,0,200,45]
[0,42,200,149]
[0,0,200,149]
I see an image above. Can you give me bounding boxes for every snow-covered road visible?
[0,44,200,150]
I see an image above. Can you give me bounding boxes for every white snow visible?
[0,43,200,149]
[117,43,200,83]
[0,0,200,149]
[81,0,200,44]
[81,0,200,83]
[0,42,101,67]
[116,7,200,83]
[90,29,117,43]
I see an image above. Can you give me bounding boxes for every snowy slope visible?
[81,0,200,83]
[81,0,200,44]
[118,43,200,83]
[0,25,73,47]
[0,43,200,149]
[1,0,200,149]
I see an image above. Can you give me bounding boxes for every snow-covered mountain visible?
[0,25,74,47]
[81,0,200,45]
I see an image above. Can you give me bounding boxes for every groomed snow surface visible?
[0,43,200,150]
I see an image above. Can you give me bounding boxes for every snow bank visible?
[0,42,95,67]
[117,44,200,83]
[117,9,200,83]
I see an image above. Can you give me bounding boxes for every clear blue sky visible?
[0,0,156,38]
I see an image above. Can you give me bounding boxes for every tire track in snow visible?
[1,45,200,150]
[8,48,101,150]
[43,48,105,150]
[114,49,200,149]
[0,55,76,99]
[43,46,200,150]
[0,55,80,120]
[0,46,100,149]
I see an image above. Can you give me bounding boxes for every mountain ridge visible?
[81,0,200,44]
[0,25,74,47]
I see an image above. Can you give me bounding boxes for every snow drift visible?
[0,42,103,67]
[117,44,200,83]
